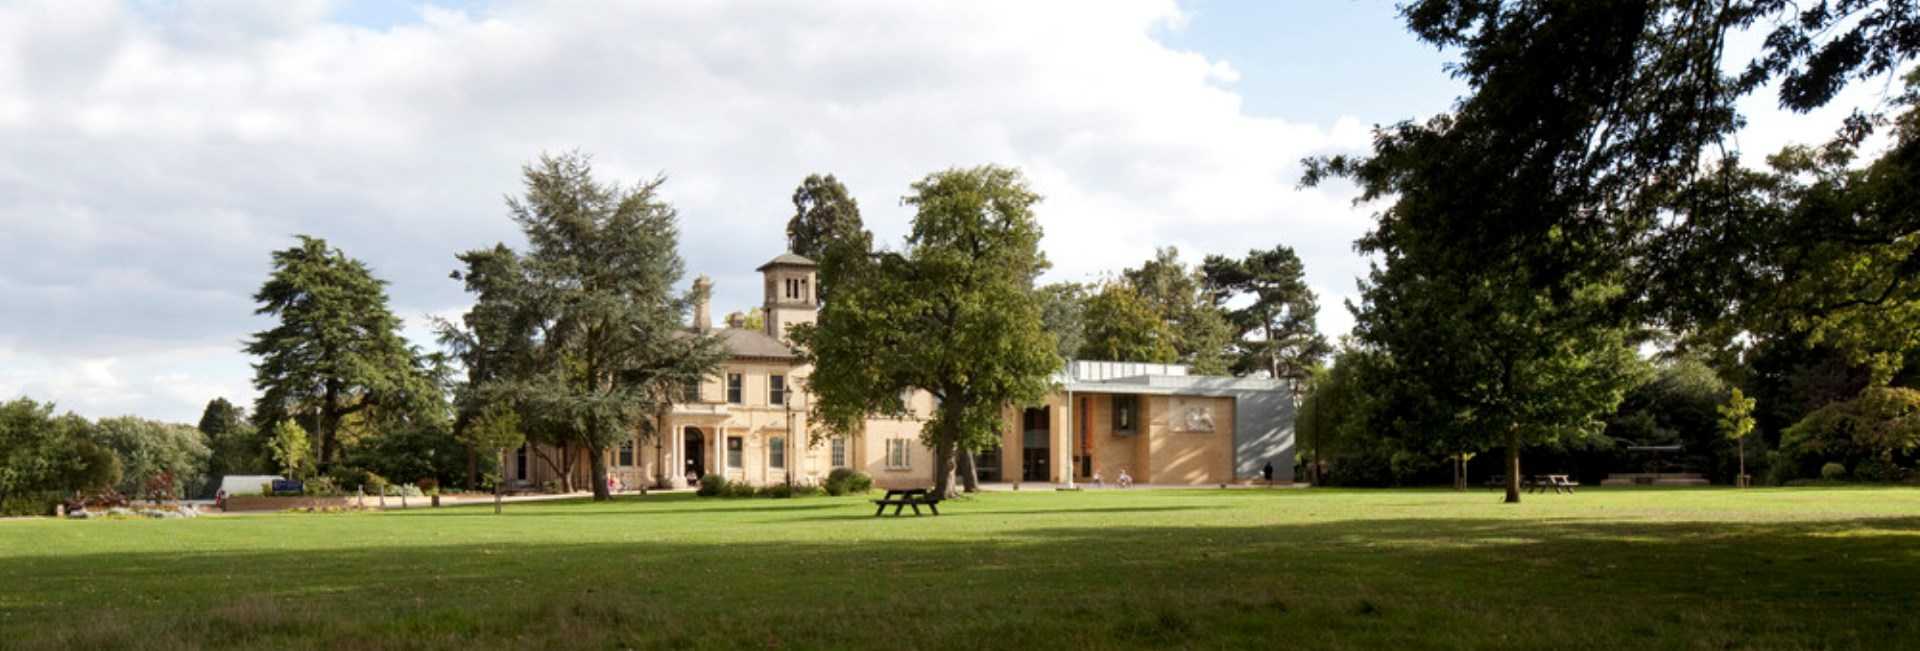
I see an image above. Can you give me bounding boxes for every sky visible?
[0,0,1899,424]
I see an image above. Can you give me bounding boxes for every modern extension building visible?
[505,252,1297,492]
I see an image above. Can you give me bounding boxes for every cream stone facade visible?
[981,362,1291,487]
[505,253,1296,492]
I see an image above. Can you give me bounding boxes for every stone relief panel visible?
[1169,397,1216,433]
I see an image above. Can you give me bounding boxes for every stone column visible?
[1055,395,1073,487]
[668,423,683,489]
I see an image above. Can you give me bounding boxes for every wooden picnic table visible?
[871,488,942,516]
[1524,474,1579,494]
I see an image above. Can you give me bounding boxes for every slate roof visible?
[754,252,816,271]
[721,327,797,360]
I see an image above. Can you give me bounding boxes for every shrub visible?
[326,466,388,494]
[304,477,345,497]
[760,484,795,499]
[724,479,758,498]
[1820,462,1848,480]
[823,468,873,496]
[1852,456,1902,482]
[697,474,727,497]
[0,491,65,517]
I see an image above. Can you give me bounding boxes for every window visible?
[682,377,702,403]
[727,373,743,404]
[769,374,786,406]
[1113,395,1139,435]
[899,389,913,417]
[515,445,527,481]
[727,436,743,469]
[831,437,847,468]
[887,439,911,469]
[783,277,810,301]
[618,440,634,467]
[769,436,786,469]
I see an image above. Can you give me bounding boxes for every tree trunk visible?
[465,445,478,492]
[1738,437,1747,488]
[932,438,959,498]
[562,446,576,493]
[1504,427,1522,504]
[532,445,573,492]
[588,444,611,501]
[958,450,980,493]
[319,384,338,466]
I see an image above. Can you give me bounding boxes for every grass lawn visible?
[2,486,1917,650]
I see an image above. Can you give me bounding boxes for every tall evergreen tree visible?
[447,152,726,501]
[245,236,441,466]
[1201,245,1331,380]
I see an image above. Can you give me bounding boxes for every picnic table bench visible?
[1524,474,1579,494]
[872,488,942,516]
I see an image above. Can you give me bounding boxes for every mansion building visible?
[507,253,1297,491]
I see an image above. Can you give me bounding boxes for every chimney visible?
[692,275,712,333]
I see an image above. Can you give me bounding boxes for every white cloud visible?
[0,0,1379,422]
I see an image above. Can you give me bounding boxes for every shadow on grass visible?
[5,506,1918,650]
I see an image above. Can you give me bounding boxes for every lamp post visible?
[784,391,805,489]
[785,395,794,489]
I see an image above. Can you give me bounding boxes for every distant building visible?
[506,252,1296,491]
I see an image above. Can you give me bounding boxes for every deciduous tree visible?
[1719,387,1757,486]
[1653,75,1920,385]
[1036,282,1088,362]
[1078,281,1178,364]
[268,420,311,480]
[1310,1,1681,501]
[0,398,93,506]
[794,165,1059,497]
[87,416,212,499]
[1124,247,1233,374]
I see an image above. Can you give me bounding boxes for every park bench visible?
[872,488,942,516]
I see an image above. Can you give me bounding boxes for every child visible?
[1118,468,1133,488]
